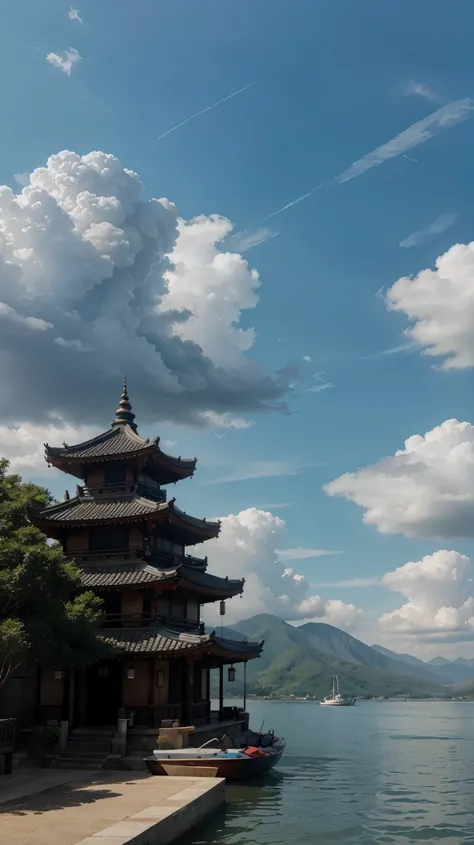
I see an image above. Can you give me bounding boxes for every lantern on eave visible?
[228,665,236,683]
[219,600,226,616]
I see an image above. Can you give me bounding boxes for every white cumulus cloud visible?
[379,550,474,641]
[324,419,474,539]
[198,508,362,628]
[0,150,290,434]
[46,48,82,76]
[387,236,474,369]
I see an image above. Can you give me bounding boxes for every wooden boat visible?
[144,730,285,782]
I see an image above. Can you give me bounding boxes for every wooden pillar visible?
[148,659,155,728]
[218,665,224,721]
[243,661,247,712]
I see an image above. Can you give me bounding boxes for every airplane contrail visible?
[156,83,254,141]
[261,184,325,221]
[261,97,474,220]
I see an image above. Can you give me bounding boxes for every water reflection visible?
[183,701,474,845]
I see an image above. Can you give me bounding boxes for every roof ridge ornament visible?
[111,376,137,433]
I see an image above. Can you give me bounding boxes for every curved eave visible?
[166,501,220,544]
[205,634,264,664]
[149,445,197,484]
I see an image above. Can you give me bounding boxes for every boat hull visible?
[320,700,355,706]
[144,743,285,782]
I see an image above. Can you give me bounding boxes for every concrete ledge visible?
[74,778,225,845]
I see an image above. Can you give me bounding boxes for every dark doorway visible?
[85,661,122,725]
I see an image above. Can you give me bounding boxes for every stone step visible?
[54,760,103,770]
[71,727,114,735]
[66,739,111,748]
[60,751,108,761]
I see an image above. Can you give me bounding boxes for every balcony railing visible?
[66,547,207,568]
[66,547,145,563]
[79,482,167,503]
[190,701,210,726]
[103,612,154,629]
[146,549,207,570]
[102,612,204,633]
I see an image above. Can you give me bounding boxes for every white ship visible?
[320,675,355,706]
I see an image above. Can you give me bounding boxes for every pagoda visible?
[30,381,262,732]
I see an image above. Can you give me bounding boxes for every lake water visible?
[186,699,474,845]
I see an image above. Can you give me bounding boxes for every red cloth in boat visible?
[243,746,268,758]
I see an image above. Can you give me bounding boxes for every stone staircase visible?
[54,727,114,770]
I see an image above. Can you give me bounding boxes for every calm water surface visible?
[186,700,474,845]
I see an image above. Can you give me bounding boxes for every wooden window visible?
[187,600,199,622]
[89,527,129,550]
[104,463,126,484]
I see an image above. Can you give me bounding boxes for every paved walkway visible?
[0,768,93,807]
[0,770,224,845]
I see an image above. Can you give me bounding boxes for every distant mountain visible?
[372,649,474,685]
[223,614,447,699]
[297,623,446,686]
[372,645,428,669]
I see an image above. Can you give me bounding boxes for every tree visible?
[0,458,106,688]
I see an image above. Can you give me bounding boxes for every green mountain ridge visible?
[218,614,448,699]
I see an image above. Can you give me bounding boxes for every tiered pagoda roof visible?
[30,381,262,664]
[101,626,263,663]
[81,561,244,600]
[30,495,220,544]
[44,382,196,484]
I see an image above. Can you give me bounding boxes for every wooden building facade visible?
[29,382,262,730]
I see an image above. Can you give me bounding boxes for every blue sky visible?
[3,0,474,652]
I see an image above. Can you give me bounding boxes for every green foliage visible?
[0,458,107,686]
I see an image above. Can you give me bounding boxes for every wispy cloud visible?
[304,371,334,393]
[261,98,474,220]
[361,341,417,361]
[402,153,419,163]
[261,184,324,221]
[310,577,381,588]
[46,47,81,76]
[68,6,83,23]
[336,98,474,183]
[156,83,253,141]
[14,171,30,187]
[303,355,312,363]
[225,227,279,253]
[207,460,309,484]
[405,80,437,102]
[197,410,253,429]
[278,548,345,561]
[400,212,457,248]
[256,502,293,510]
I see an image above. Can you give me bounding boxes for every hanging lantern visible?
[156,669,164,688]
[219,600,226,616]
[228,665,236,683]
[127,666,136,680]
[54,669,64,680]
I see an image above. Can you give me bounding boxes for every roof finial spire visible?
[111,376,137,432]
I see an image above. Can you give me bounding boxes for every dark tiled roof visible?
[79,561,243,594]
[45,426,197,481]
[180,567,243,595]
[81,563,177,588]
[46,426,152,460]
[101,627,210,655]
[101,627,263,659]
[32,495,167,524]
